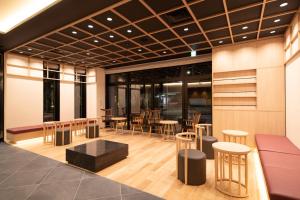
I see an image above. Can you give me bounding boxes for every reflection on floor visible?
[0,143,162,200]
[14,129,269,200]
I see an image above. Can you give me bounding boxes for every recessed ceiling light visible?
[184,27,189,32]
[112,60,116,63]
[107,17,112,21]
[219,40,223,44]
[93,39,99,43]
[138,49,142,52]
[274,19,281,23]
[19,51,23,54]
[242,36,247,39]
[58,59,61,61]
[81,61,85,63]
[127,29,132,33]
[109,35,114,38]
[40,56,44,58]
[27,48,32,51]
[72,31,77,34]
[186,70,191,75]
[280,2,288,7]
[86,52,90,55]
[88,24,94,29]
[242,26,248,30]
[163,51,167,54]
[270,30,276,34]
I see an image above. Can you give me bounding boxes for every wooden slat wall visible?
[212,37,285,146]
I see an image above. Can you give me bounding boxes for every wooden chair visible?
[176,131,206,185]
[43,121,56,144]
[183,112,201,132]
[131,113,145,135]
[54,121,72,146]
[148,109,162,136]
[101,108,113,128]
[72,118,86,136]
[86,118,100,138]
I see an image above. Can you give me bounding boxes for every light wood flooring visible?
[14,129,269,200]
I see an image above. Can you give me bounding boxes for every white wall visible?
[86,68,97,118]
[60,65,74,121]
[5,54,43,130]
[286,53,300,148]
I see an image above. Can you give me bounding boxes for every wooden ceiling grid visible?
[9,0,299,68]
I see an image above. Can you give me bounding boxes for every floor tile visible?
[74,177,121,200]
[42,164,84,184]
[0,168,52,188]
[19,156,59,172]
[27,180,80,200]
[122,192,163,200]
[0,185,36,200]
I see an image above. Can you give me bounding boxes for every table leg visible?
[214,150,218,188]
[229,154,232,194]
[238,155,241,195]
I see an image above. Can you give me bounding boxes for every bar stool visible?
[213,142,251,197]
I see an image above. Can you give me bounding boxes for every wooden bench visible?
[255,134,300,200]
[6,119,100,144]
[6,125,43,143]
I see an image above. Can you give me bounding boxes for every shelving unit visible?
[213,69,257,109]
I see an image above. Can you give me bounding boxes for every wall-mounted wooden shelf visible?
[213,69,257,109]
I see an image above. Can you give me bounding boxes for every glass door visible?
[161,82,182,121]
[108,85,127,117]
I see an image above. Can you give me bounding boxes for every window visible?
[74,68,86,118]
[43,62,60,122]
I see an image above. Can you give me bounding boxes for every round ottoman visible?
[202,136,218,159]
[178,149,206,185]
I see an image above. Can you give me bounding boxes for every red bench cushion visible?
[255,134,300,155]
[259,151,300,170]
[263,166,300,200]
[7,125,43,134]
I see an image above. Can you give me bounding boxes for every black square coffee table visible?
[66,140,128,172]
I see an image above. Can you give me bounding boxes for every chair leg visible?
[149,126,152,137]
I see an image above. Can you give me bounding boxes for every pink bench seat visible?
[6,125,43,134]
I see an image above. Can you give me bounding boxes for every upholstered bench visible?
[255,134,300,200]
[6,125,43,143]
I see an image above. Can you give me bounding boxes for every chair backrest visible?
[194,124,204,151]
[150,109,160,119]
[198,123,212,136]
[55,121,71,132]
[43,121,56,133]
[132,113,144,124]
[192,112,201,125]
[101,108,112,116]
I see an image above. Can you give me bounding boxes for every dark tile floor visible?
[0,143,163,200]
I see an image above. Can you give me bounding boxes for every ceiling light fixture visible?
[242,26,248,30]
[106,17,112,21]
[86,52,90,55]
[109,35,114,38]
[219,40,223,44]
[191,50,197,57]
[270,30,276,34]
[163,51,167,54]
[242,36,247,39]
[138,49,142,52]
[184,27,189,32]
[127,29,132,33]
[112,60,116,63]
[72,31,77,34]
[274,19,281,23]
[93,39,99,43]
[19,51,23,54]
[0,0,60,34]
[280,2,288,7]
[27,48,32,51]
[88,24,94,29]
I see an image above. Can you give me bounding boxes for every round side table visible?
[222,130,248,145]
[212,142,251,198]
[160,120,178,140]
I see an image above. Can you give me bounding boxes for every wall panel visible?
[212,37,285,146]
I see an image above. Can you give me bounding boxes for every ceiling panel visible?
[8,0,299,68]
